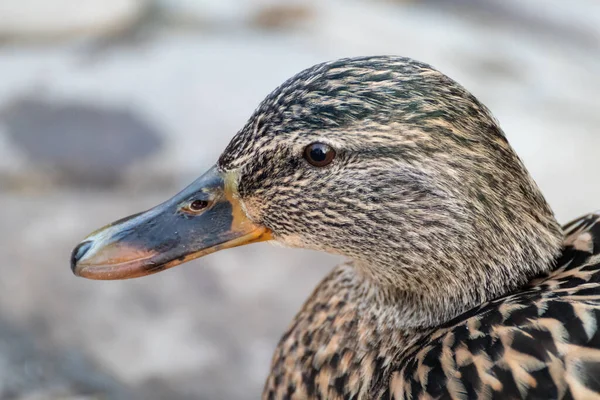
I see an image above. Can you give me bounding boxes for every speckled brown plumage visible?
[220,57,599,399]
[263,213,600,399]
[220,57,563,328]
[392,214,600,399]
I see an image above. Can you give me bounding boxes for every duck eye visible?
[186,199,209,213]
[303,143,336,167]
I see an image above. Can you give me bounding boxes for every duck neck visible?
[350,210,564,329]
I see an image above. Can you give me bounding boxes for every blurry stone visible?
[420,0,600,48]
[0,124,27,178]
[155,0,255,26]
[1,99,163,188]
[251,3,315,30]
[156,0,315,29]
[0,0,147,40]
[0,316,131,399]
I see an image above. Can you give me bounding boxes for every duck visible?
[70,56,600,399]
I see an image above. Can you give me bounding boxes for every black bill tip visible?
[71,240,93,274]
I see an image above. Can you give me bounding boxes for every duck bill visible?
[71,165,271,280]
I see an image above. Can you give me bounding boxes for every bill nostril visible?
[71,240,93,273]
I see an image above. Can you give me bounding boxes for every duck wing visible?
[393,212,600,399]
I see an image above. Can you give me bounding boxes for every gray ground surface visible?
[0,0,599,398]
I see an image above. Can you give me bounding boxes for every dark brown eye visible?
[303,142,336,167]
[187,200,209,213]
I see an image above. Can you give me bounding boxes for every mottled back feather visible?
[393,212,600,400]
[264,213,600,399]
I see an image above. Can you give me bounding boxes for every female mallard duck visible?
[71,56,600,399]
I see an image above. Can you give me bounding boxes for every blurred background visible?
[0,0,599,398]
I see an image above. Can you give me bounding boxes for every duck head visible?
[71,57,562,325]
